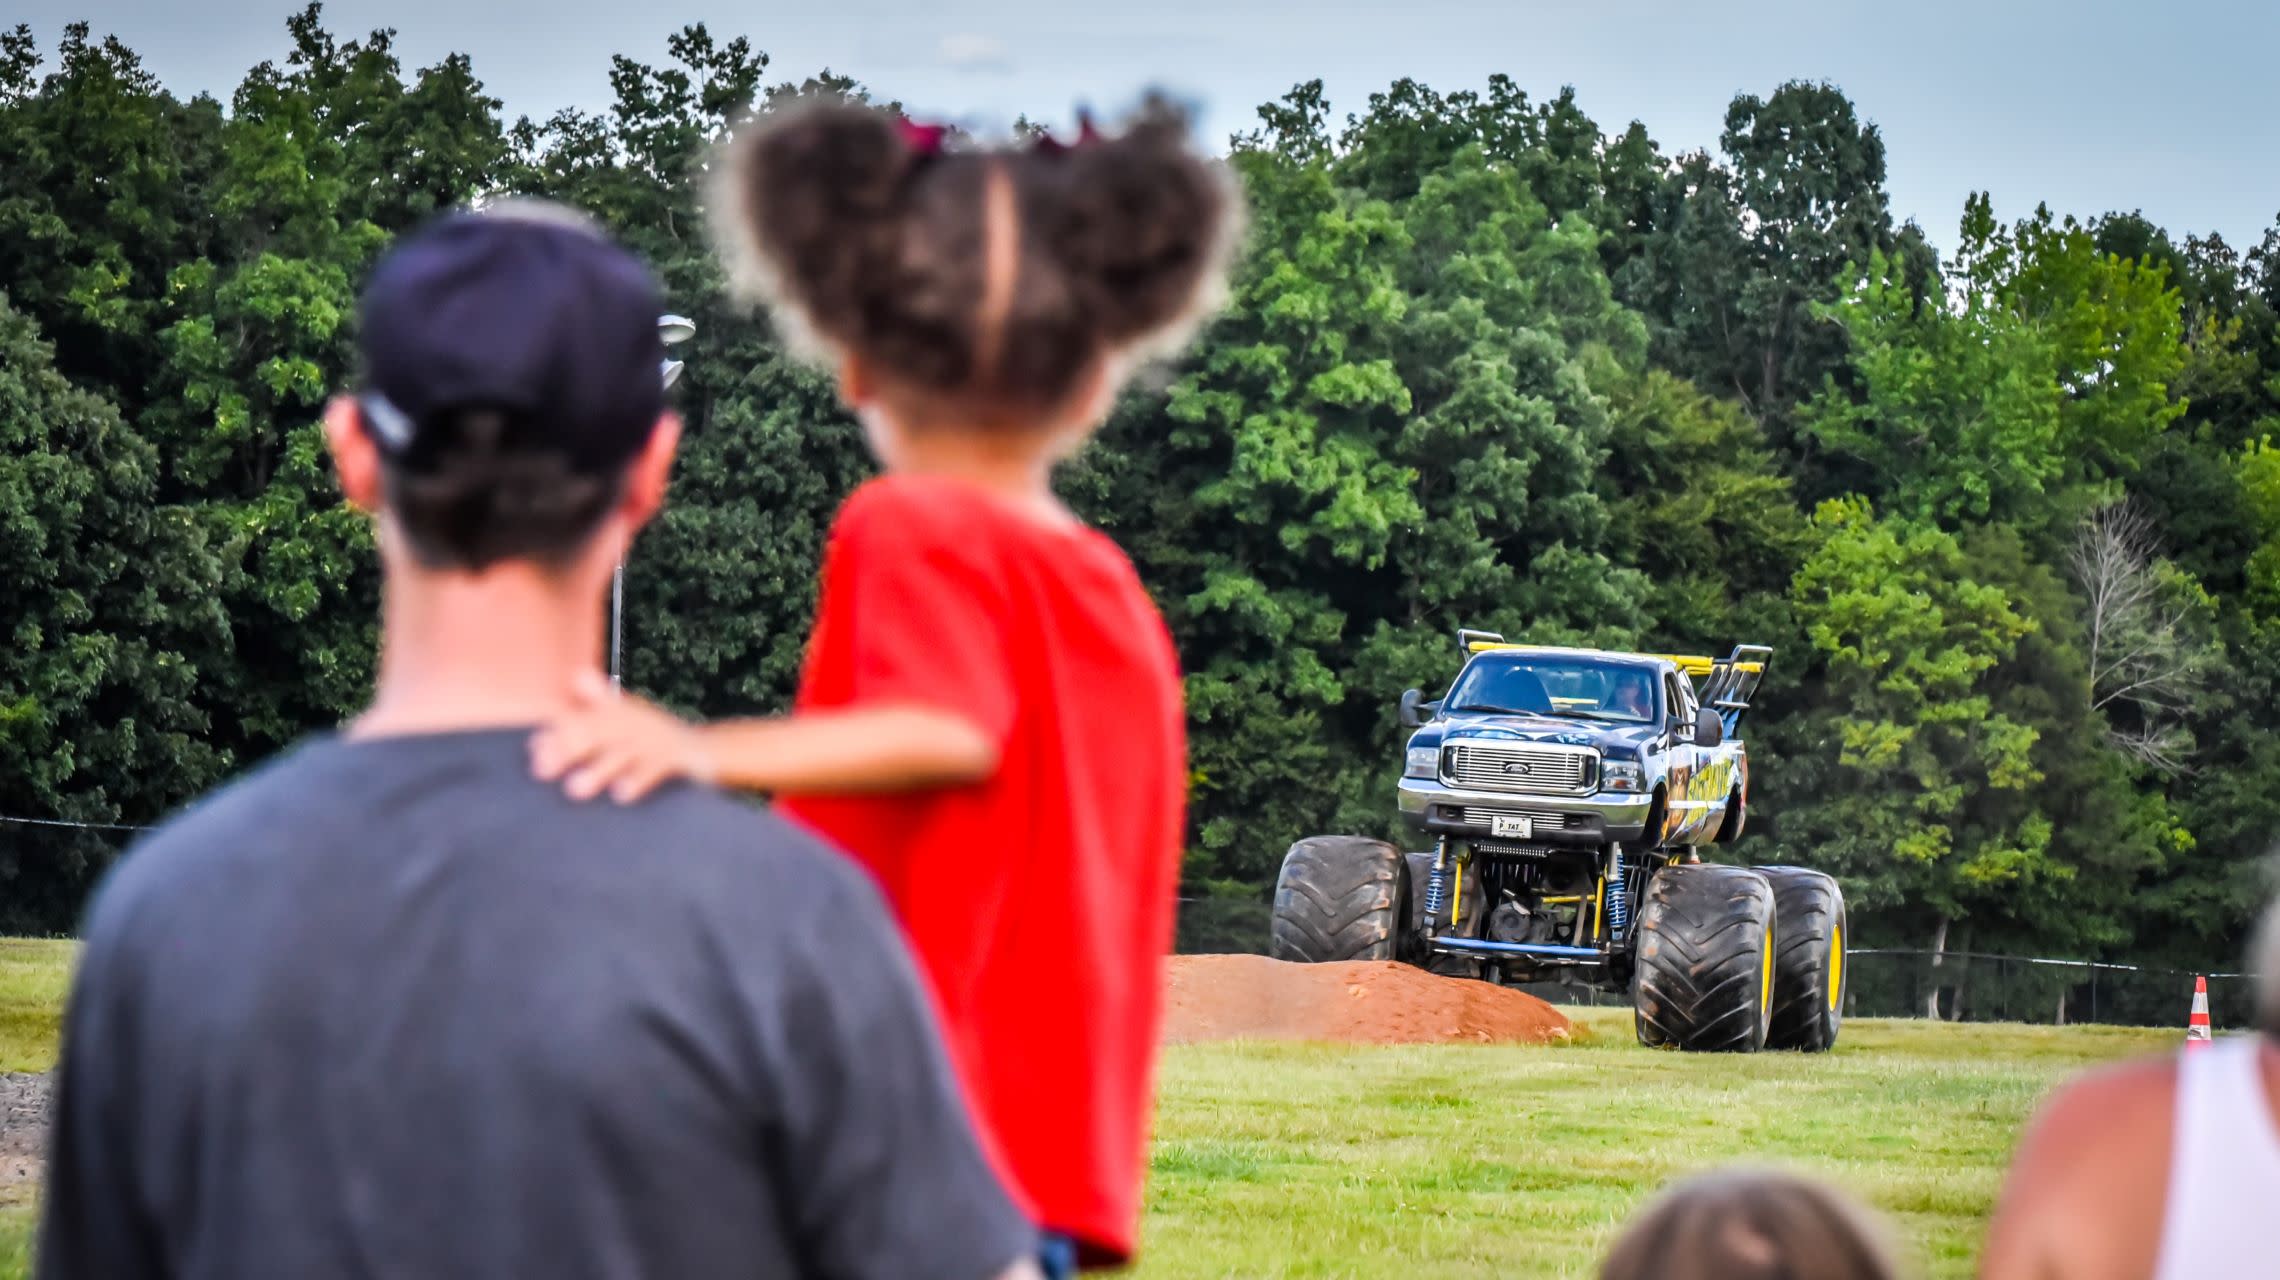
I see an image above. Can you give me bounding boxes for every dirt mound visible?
[1162,954,1573,1046]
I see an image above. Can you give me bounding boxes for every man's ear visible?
[621,411,683,530]
[323,396,384,512]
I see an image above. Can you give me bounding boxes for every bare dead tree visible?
[2070,501,2209,774]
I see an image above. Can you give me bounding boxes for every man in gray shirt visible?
[37,203,1040,1280]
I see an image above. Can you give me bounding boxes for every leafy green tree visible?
[2242,438,2280,614]
[1599,368,1808,652]
[0,296,227,928]
[138,7,512,758]
[1959,202,2186,493]
[1979,519,2194,956]
[1079,120,1416,874]
[0,21,224,415]
[1073,92,1651,879]
[1763,499,2045,956]
[1614,81,1933,465]
[1807,199,2185,542]
[1804,248,2064,527]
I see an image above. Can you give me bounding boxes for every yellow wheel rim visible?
[1828,922,1844,1012]
[1760,921,1776,1015]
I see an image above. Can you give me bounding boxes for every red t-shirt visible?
[777,475,1186,1264]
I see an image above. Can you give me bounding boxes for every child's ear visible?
[836,351,874,412]
[1068,354,1125,430]
[323,396,384,512]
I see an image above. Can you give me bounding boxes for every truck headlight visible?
[1405,747,1439,779]
[1600,760,1645,793]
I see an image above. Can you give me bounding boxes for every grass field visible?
[0,942,72,1078]
[1134,1009,2170,1279]
[0,939,73,1276]
[0,943,2175,1278]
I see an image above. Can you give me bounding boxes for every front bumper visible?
[1397,778,1652,846]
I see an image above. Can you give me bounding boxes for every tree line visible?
[3,8,2275,989]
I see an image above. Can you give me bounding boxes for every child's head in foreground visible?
[1601,1169,1905,1280]
[712,96,1241,469]
[2255,892,2278,1041]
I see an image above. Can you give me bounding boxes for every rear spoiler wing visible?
[1452,630,1770,734]
[1695,645,1772,735]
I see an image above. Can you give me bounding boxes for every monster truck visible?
[1268,630,1847,1052]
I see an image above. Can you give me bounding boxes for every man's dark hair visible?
[378,407,625,572]
[712,96,1240,422]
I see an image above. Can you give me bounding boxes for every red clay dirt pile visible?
[1161,954,1572,1046]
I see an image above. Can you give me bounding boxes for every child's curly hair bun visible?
[711,93,1241,419]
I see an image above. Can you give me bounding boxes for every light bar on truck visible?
[1457,640,1765,677]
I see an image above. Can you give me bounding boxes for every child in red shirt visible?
[529,99,1240,1272]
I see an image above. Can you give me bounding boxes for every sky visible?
[16,0,2280,254]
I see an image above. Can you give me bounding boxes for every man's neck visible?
[352,561,607,739]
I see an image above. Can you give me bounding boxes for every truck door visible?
[1662,670,1701,842]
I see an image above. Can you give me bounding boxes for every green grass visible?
[1133,1009,2172,1279]
[0,938,71,1274]
[0,947,2170,1278]
[0,940,72,1077]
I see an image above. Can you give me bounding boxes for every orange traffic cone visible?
[2186,975,2213,1050]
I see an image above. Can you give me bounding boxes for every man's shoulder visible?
[88,737,878,945]
[1983,1054,2179,1280]
[524,783,900,955]
[596,784,871,891]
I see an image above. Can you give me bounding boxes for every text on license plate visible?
[1490,814,1534,839]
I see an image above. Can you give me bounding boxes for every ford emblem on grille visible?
[1502,761,1532,775]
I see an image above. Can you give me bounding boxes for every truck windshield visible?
[1445,655,1661,724]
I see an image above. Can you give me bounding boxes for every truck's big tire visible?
[1270,837,1409,963]
[1758,866,1846,1052]
[1631,864,1777,1052]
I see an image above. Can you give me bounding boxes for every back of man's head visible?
[2255,894,2279,1040]
[351,199,668,571]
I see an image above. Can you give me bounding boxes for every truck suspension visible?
[1424,837,1453,924]
[1604,843,1629,940]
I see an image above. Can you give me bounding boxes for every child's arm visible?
[530,674,997,803]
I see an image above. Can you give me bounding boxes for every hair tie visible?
[1031,110,1102,157]
[896,118,949,156]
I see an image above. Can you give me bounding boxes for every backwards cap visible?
[356,200,667,474]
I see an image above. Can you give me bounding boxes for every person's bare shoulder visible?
[1980,1054,2178,1280]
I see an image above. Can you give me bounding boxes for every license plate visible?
[1490,813,1534,839]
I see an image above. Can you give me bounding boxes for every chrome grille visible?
[1443,742,1597,795]
[1451,806,1585,830]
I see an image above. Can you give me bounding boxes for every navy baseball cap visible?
[355,200,667,475]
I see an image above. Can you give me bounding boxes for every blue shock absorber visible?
[1423,839,1452,924]
[1604,845,1629,939]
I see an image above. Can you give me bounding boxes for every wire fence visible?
[1837,949,2251,1028]
[0,815,151,833]
[1526,950,2253,1029]
[1172,895,2255,1030]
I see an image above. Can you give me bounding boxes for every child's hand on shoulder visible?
[531,673,716,804]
